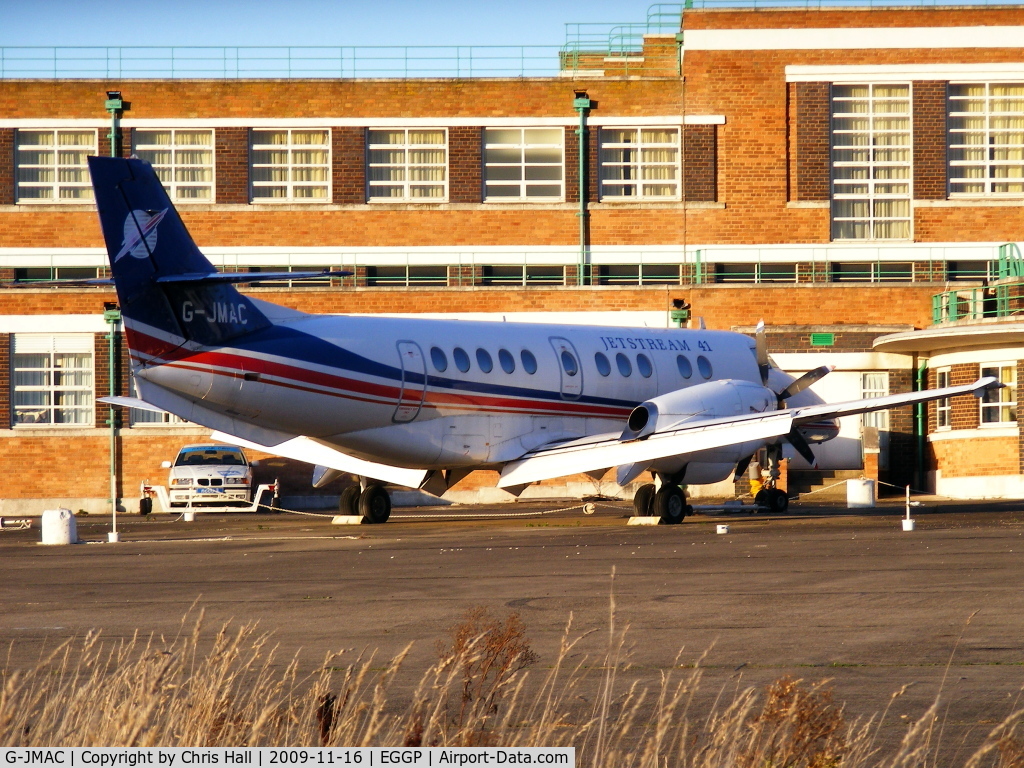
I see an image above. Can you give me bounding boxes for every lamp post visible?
[104,91,123,157]
[573,91,594,286]
[104,302,121,542]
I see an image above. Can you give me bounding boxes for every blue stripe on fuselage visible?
[228,324,639,410]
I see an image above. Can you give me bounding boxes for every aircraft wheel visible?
[653,485,686,525]
[339,485,361,516]
[359,484,391,524]
[767,489,789,513]
[633,483,656,516]
[754,489,769,511]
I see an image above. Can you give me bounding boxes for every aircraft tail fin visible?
[87,156,270,358]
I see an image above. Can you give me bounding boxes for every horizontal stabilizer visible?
[99,395,167,414]
[3,278,114,288]
[211,431,429,490]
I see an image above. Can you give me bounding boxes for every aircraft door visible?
[549,337,583,400]
[394,340,427,423]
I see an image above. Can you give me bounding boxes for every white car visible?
[165,444,252,507]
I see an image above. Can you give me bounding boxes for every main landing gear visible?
[339,480,392,524]
[632,480,690,525]
[754,445,789,513]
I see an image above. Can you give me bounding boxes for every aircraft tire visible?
[768,489,789,513]
[754,489,768,511]
[339,485,361,516]
[359,484,391,524]
[633,483,656,516]
[653,485,686,525]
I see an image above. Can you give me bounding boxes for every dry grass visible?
[2,604,1023,765]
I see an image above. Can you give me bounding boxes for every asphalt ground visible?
[3,496,1024,757]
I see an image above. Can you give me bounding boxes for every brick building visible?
[1,2,1023,512]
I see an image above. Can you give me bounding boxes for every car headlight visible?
[171,477,192,486]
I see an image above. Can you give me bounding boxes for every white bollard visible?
[846,479,876,508]
[40,508,78,545]
[183,511,196,522]
[717,524,730,534]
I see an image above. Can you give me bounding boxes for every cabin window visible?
[636,354,653,378]
[677,354,692,379]
[498,348,515,374]
[521,349,538,374]
[595,352,611,377]
[430,346,448,372]
[560,351,579,377]
[453,347,471,372]
[697,355,712,379]
[616,353,632,377]
[476,348,494,373]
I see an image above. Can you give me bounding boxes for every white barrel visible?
[846,479,876,508]
[40,508,78,545]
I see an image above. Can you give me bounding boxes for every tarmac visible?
[3,496,1024,757]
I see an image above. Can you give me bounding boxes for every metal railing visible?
[561,4,683,61]
[932,282,1024,324]
[0,46,564,79]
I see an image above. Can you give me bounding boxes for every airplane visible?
[77,155,998,524]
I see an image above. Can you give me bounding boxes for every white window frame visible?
[132,128,216,202]
[861,372,890,431]
[16,129,97,204]
[367,128,448,202]
[980,362,1017,425]
[935,368,952,430]
[250,128,331,203]
[483,127,564,201]
[599,126,681,201]
[11,334,94,427]
[831,84,913,241]
[949,83,1024,197]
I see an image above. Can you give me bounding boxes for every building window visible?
[935,368,952,429]
[365,265,447,286]
[484,128,563,200]
[830,262,914,282]
[245,265,335,287]
[129,372,184,426]
[981,363,1017,424]
[251,129,330,201]
[13,267,99,281]
[831,84,912,240]
[599,127,680,200]
[861,372,890,431]
[714,264,797,283]
[16,129,97,203]
[11,334,93,426]
[367,129,447,201]
[133,129,215,202]
[480,265,564,286]
[947,260,995,281]
[595,265,681,285]
[949,84,1024,196]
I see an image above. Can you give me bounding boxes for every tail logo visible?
[115,209,168,262]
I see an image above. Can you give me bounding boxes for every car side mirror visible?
[160,461,172,469]
[250,460,260,467]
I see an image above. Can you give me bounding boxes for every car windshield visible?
[175,447,246,467]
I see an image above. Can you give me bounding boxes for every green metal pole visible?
[573,92,594,286]
[104,307,121,531]
[915,357,927,491]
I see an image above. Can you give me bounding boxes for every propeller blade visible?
[733,453,754,482]
[778,365,834,403]
[755,320,770,386]
[787,427,817,467]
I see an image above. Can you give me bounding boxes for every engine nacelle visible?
[621,379,776,441]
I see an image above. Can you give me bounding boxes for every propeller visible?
[753,321,836,467]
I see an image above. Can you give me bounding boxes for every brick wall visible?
[684,125,717,202]
[913,81,948,200]
[215,128,250,204]
[950,362,980,430]
[449,127,482,203]
[887,368,915,486]
[793,82,830,202]
[0,333,9,428]
[931,437,1019,477]
[0,129,13,206]
[565,126,580,205]
[332,127,365,204]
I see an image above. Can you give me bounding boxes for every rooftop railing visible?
[561,4,683,60]
[0,46,565,79]
[683,0,1024,8]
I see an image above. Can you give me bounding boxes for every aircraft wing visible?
[497,376,1000,489]
[498,413,794,488]
[210,431,430,490]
